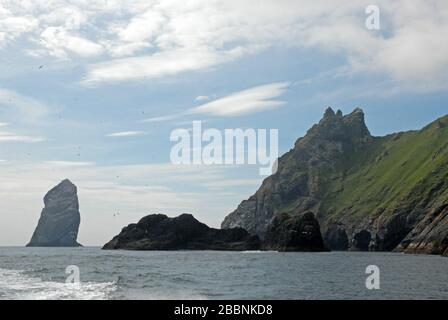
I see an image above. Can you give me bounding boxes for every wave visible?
[0,268,116,300]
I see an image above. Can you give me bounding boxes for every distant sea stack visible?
[103,214,260,251]
[27,179,82,247]
[222,108,448,256]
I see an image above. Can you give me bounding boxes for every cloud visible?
[106,131,145,137]
[195,96,210,101]
[191,82,289,116]
[0,88,49,121]
[117,9,166,43]
[44,161,95,167]
[1,1,448,89]
[144,82,289,122]
[143,114,182,123]
[0,14,38,46]
[83,46,244,85]
[201,179,262,188]
[106,41,151,58]
[40,27,104,58]
[0,131,45,142]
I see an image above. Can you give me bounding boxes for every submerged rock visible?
[103,213,260,251]
[27,179,82,247]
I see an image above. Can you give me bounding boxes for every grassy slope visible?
[320,115,448,223]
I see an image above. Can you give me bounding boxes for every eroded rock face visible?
[323,224,349,251]
[263,212,328,252]
[27,179,82,247]
[396,203,448,255]
[351,230,371,251]
[103,214,260,251]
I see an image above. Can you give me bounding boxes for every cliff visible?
[222,108,448,256]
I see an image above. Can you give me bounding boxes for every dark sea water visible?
[0,247,447,300]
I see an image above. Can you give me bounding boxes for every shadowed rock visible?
[263,212,328,252]
[103,213,260,251]
[27,179,82,247]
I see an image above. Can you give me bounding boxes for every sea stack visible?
[27,179,82,247]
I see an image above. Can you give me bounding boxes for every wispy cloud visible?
[143,114,184,123]
[201,179,262,189]
[44,161,95,167]
[0,88,50,122]
[144,82,289,122]
[106,131,145,137]
[83,46,244,85]
[191,82,289,117]
[0,131,45,143]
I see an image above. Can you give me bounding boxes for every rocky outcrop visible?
[396,203,448,255]
[222,107,372,238]
[104,212,328,252]
[222,108,448,256]
[263,212,328,251]
[103,214,260,251]
[27,179,82,247]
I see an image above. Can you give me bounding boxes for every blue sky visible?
[0,0,447,245]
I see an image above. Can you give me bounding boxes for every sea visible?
[0,247,447,300]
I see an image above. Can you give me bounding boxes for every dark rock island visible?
[27,179,82,247]
[103,214,260,250]
[103,212,327,251]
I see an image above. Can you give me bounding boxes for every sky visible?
[0,0,447,246]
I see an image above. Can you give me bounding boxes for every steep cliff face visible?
[27,179,82,247]
[222,108,448,256]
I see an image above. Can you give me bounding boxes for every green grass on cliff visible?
[320,115,448,223]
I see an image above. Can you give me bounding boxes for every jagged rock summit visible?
[27,179,82,247]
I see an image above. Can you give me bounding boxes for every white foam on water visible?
[0,268,117,300]
[242,250,278,253]
[121,289,208,300]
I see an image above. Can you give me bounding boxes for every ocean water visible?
[0,247,447,300]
